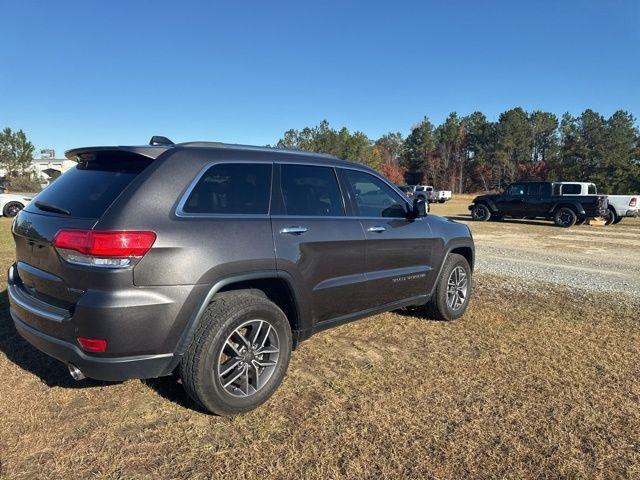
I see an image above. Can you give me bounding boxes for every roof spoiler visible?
[65,145,172,161]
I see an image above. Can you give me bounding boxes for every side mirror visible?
[410,197,427,218]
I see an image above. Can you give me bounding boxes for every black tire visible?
[554,207,577,228]
[3,201,24,217]
[471,204,491,221]
[424,253,472,321]
[604,207,616,226]
[575,216,586,226]
[438,199,445,204]
[613,216,623,225]
[180,290,292,416]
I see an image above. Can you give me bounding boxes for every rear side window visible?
[27,158,152,218]
[588,184,597,195]
[526,183,541,197]
[280,164,345,216]
[540,183,552,197]
[182,163,271,215]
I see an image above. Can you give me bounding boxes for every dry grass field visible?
[1,202,639,479]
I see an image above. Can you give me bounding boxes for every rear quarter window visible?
[26,158,152,218]
[181,163,272,215]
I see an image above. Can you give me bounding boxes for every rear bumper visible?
[7,263,206,381]
[11,314,174,381]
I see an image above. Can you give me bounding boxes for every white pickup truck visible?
[557,182,639,225]
[410,185,452,203]
[0,193,33,217]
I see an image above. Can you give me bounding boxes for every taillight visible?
[630,197,637,207]
[53,230,156,268]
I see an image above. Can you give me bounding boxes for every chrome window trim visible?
[175,159,412,219]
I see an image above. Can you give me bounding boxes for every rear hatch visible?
[11,149,158,312]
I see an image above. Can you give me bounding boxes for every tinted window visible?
[345,170,407,218]
[506,184,525,196]
[280,164,344,216]
[526,183,541,196]
[588,184,597,195]
[561,184,581,195]
[541,183,552,197]
[182,163,271,214]
[27,158,152,218]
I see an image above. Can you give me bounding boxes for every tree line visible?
[0,127,42,191]
[276,109,640,194]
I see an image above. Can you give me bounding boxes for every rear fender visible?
[166,270,306,373]
[549,202,585,216]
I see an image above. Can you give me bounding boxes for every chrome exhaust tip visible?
[68,363,86,381]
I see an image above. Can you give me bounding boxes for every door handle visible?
[280,226,308,235]
[367,226,386,233]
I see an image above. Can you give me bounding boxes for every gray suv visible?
[8,139,474,415]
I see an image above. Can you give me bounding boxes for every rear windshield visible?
[26,158,152,218]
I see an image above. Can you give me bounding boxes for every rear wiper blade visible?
[34,201,71,216]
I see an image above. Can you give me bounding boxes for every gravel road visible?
[458,217,640,299]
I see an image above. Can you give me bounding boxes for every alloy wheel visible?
[560,211,572,226]
[217,319,280,398]
[446,266,468,311]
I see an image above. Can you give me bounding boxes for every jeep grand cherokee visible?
[8,138,474,415]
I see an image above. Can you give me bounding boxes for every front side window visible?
[280,164,345,216]
[182,163,271,214]
[506,184,525,196]
[345,170,407,218]
[588,184,597,195]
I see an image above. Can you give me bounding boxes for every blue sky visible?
[1,1,638,157]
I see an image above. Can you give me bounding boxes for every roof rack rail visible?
[149,136,174,146]
[176,141,340,160]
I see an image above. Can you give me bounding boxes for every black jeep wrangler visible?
[469,181,609,227]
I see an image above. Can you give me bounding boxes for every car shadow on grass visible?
[142,375,210,414]
[0,290,116,389]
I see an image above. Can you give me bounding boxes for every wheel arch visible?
[550,202,585,216]
[475,199,498,212]
[169,271,305,373]
[428,240,475,298]
[2,200,25,216]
